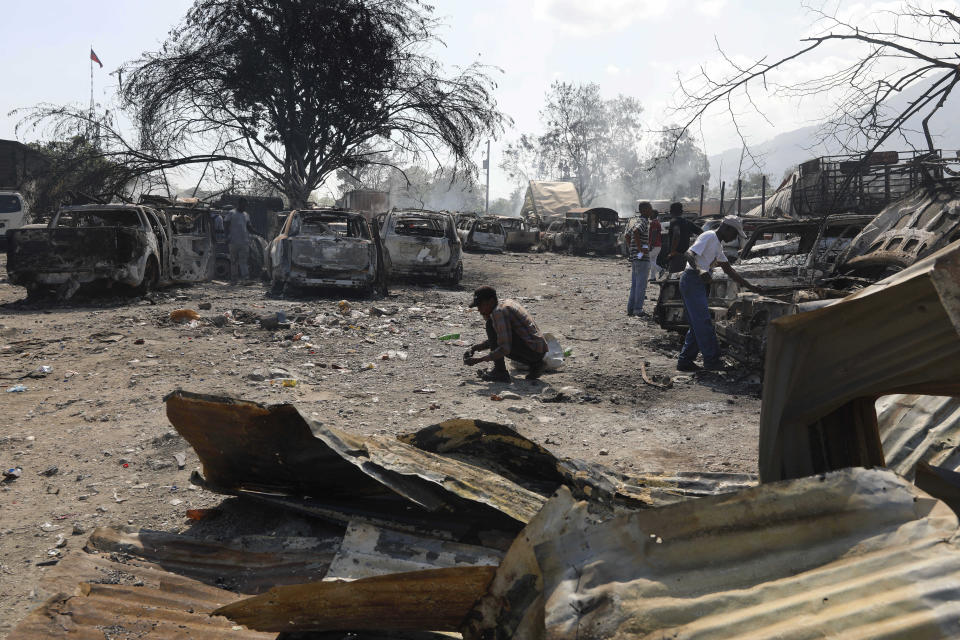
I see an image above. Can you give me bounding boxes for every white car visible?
[0,192,29,248]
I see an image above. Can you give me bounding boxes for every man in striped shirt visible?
[627,201,654,316]
[464,285,548,383]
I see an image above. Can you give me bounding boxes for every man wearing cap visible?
[464,286,548,383]
[677,216,761,372]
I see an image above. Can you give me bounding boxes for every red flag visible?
[90,48,103,68]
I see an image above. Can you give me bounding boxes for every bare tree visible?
[19,0,507,207]
[501,82,644,205]
[672,2,960,165]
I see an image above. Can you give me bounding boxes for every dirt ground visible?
[0,250,762,636]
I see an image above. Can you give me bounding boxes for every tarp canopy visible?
[521,181,581,223]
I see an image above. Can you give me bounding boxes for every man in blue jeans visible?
[627,202,654,316]
[678,216,761,371]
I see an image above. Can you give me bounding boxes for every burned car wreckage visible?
[655,151,960,366]
[380,209,463,285]
[6,204,215,300]
[265,207,387,295]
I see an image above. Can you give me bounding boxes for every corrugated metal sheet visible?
[878,394,960,479]
[404,418,757,511]
[166,391,546,526]
[325,521,504,580]
[215,566,498,633]
[10,530,282,639]
[760,240,960,482]
[467,468,960,639]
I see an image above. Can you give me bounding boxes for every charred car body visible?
[497,216,539,252]
[457,216,506,252]
[6,204,214,300]
[380,209,463,285]
[656,170,960,366]
[542,207,620,255]
[265,208,387,296]
[654,214,874,365]
[139,196,268,281]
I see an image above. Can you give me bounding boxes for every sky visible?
[0,0,924,200]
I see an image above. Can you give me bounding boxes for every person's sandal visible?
[479,368,511,383]
[526,360,546,380]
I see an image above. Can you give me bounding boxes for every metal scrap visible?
[759,240,960,483]
[466,468,960,639]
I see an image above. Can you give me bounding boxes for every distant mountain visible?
[708,73,960,184]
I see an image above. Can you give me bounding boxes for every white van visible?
[0,192,29,247]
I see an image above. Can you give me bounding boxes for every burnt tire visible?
[447,263,463,287]
[136,258,159,295]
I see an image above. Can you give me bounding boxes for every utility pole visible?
[484,140,490,215]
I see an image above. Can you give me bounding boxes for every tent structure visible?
[520,181,581,225]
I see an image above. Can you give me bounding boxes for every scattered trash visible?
[361,363,377,370]
[490,394,504,401]
[270,378,299,387]
[438,333,461,341]
[260,311,288,330]
[378,350,408,361]
[499,391,521,400]
[338,300,351,314]
[198,302,212,310]
[169,498,183,506]
[173,452,186,469]
[169,309,201,323]
[413,388,436,394]
[3,467,22,481]
[54,534,67,548]
[134,338,145,345]
[6,385,27,393]
[37,365,53,374]
[39,466,58,477]
[640,361,672,390]
[185,508,219,521]
[112,489,127,503]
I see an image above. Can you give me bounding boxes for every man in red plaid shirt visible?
[464,285,548,383]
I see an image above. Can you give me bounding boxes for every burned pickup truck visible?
[265,207,387,296]
[6,204,214,300]
[654,214,873,365]
[380,209,463,285]
[655,179,960,366]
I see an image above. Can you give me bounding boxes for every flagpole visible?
[89,44,94,138]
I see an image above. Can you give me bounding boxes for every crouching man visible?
[464,286,548,383]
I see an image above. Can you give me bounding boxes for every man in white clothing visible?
[677,216,761,371]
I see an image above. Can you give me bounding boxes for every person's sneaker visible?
[526,359,546,380]
[479,368,511,383]
[676,360,701,372]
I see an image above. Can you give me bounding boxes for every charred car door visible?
[167,211,216,282]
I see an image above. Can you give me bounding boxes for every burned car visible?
[654,214,873,365]
[6,204,214,300]
[498,216,539,252]
[457,216,506,252]
[265,208,387,296]
[542,207,620,255]
[380,209,463,285]
[569,206,621,254]
[540,217,582,253]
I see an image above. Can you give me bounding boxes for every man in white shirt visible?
[677,216,761,371]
